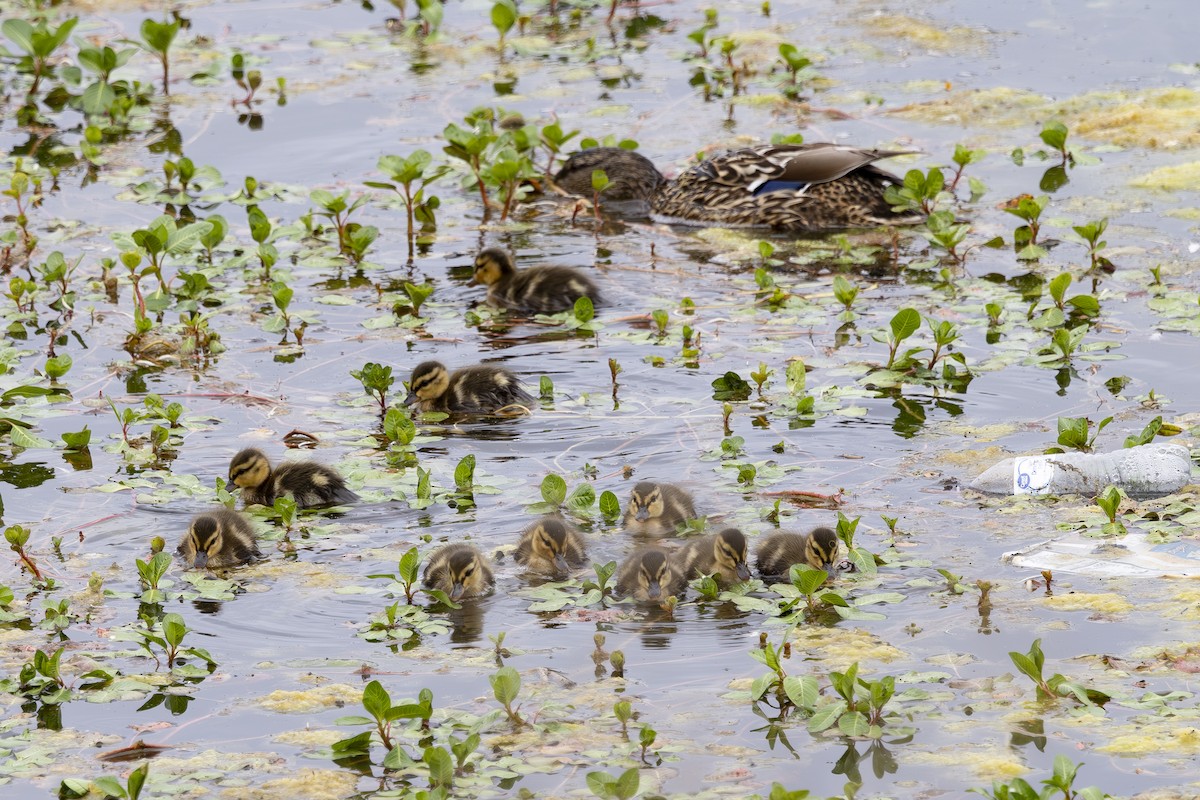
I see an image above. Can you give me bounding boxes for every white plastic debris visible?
[1004,533,1200,578]
[969,442,1193,499]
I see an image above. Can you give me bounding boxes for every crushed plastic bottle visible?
[969,442,1194,499]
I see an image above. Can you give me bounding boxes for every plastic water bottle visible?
[969,442,1193,499]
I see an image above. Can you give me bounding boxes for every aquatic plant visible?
[1092,486,1126,536]
[332,679,434,761]
[59,763,149,800]
[1008,639,1109,707]
[972,755,1110,800]
[1004,193,1049,260]
[1072,218,1112,271]
[133,611,216,671]
[135,550,172,603]
[586,767,638,800]
[6,524,45,585]
[309,189,376,264]
[137,17,180,95]
[369,151,450,261]
[1,16,78,99]
[489,665,525,727]
[352,361,394,419]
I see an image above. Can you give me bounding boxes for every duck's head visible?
[472,248,516,287]
[529,518,573,574]
[807,526,840,576]
[405,361,450,406]
[634,549,671,601]
[446,548,486,601]
[229,448,270,491]
[553,147,665,203]
[181,514,224,569]
[713,527,752,581]
[627,481,665,523]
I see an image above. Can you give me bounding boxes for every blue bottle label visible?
[1014,456,1055,495]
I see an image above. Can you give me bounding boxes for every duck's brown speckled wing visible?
[654,144,924,231]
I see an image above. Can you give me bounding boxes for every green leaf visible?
[424,746,454,787]
[566,484,595,510]
[615,767,640,800]
[127,763,149,800]
[491,0,517,37]
[540,473,567,506]
[490,665,520,705]
[454,454,475,491]
[889,308,921,342]
[362,679,392,722]
[599,490,620,520]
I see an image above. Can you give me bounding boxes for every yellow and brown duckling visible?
[472,247,601,315]
[755,526,840,578]
[422,543,494,601]
[514,515,587,577]
[177,509,260,570]
[622,481,697,537]
[404,360,534,415]
[553,143,923,231]
[674,528,752,586]
[228,447,359,509]
[616,546,686,603]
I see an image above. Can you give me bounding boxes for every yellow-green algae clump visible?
[257,683,363,713]
[1042,592,1133,614]
[861,14,989,52]
[892,86,1200,150]
[789,626,905,663]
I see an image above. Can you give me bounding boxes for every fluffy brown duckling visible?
[755,526,840,578]
[403,361,534,415]
[622,481,697,537]
[674,528,752,586]
[228,447,359,509]
[177,509,260,570]
[422,543,494,601]
[472,247,601,315]
[514,515,587,577]
[616,546,685,603]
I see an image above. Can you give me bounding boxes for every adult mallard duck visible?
[674,527,752,587]
[472,247,601,315]
[228,448,359,509]
[404,361,534,415]
[177,509,260,570]
[756,526,840,578]
[553,143,923,231]
[622,481,697,537]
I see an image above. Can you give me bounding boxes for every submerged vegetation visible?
[0,0,1197,798]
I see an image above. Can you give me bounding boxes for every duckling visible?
[622,481,697,537]
[404,361,534,415]
[472,247,601,315]
[755,526,840,579]
[674,528,752,586]
[514,515,587,577]
[422,543,494,601]
[616,546,686,603]
[554,143,923,231]
[228,447,359,509]
[177,509,260,570]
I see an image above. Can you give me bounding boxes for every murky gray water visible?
[2,0,1200,797]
